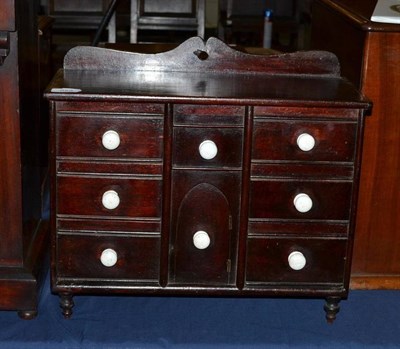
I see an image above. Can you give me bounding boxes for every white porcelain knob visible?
[199,140,218,160]
[102,130,120,150]
[193,230,211,250]
[288,251,306,270]
[102,190,120,210]
[293,193,313,213]
[100,248,118,267]
[297,133,315,152]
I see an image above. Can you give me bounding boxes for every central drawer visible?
[173,127,244,169]
[172,104,245,169]
[173,104,245,127]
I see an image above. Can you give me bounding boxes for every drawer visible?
[56,101,165,115]
[57,176,162,218]
[57,234,160,281]
[251,162,354,180]
[248,221,348,238]
[252,119,357,162]
[173,127,243,168]
[245,237,347,285]
[174,104,245,127]
[249,180,352,220]
[57,217,161,235]
[57,114,164,159]
[57,160,163,177]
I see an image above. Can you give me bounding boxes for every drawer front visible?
[57,160,163,177]
[249,180,352,220]
[174,104,245,127]
[248,221,348,237]
[57,114,164,158]
[57,217,161,235]
[57,176,162,218]
[246,237,347,285]
[57,234,160,281]
[252,119,357,162]
[173,127,243,168]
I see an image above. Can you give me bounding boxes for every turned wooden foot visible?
[324,297,341,323]
[17,310,38,320]
[59,293,74,319]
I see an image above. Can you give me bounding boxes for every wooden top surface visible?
[315,0,400,32]
[45,37,370,109]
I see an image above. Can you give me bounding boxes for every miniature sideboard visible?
[45,37,370,322]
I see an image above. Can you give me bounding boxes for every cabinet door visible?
[169,170,241,286]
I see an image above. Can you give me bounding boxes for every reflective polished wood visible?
[46,37,370,322]
[311,0,400,289]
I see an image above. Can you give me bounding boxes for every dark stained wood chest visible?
[45,37,371,322]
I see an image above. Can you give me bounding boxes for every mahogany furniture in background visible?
[38,15,55,165]
[311,0,400,289]
[0,0,48,318]
[46,37,370,322]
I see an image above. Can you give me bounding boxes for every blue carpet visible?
[0,270,399,348]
